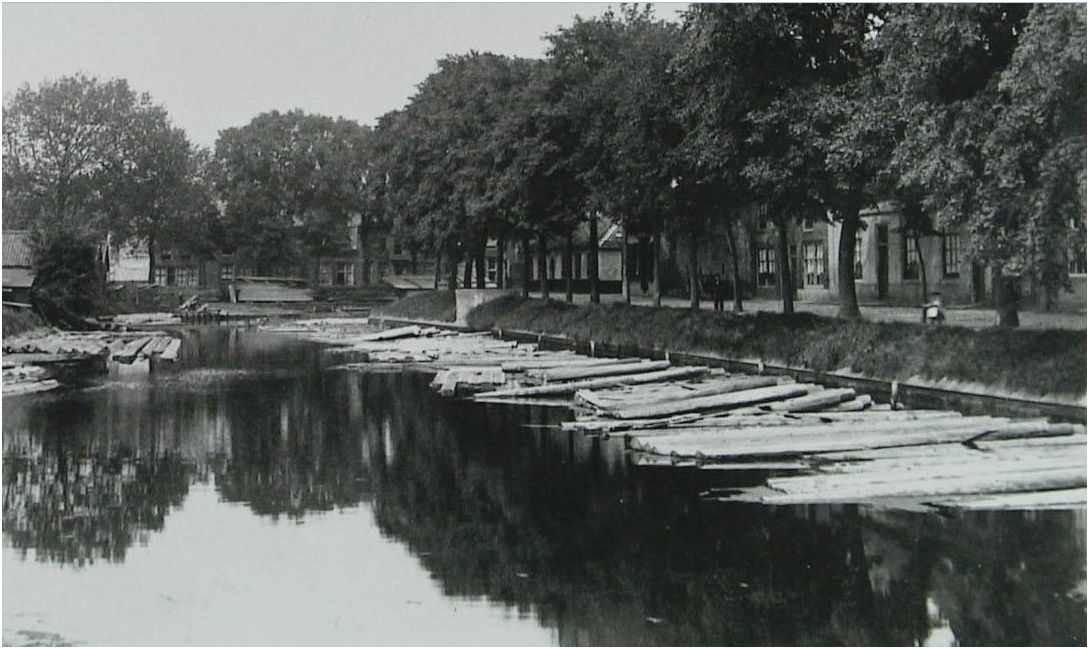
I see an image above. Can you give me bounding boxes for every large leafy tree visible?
[213,110,371,276]
[878,3,1085,326]
[3,73,196,279]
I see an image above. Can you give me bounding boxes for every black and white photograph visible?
[1,2,1086,646]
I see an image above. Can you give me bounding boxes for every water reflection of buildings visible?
[3,329,1085,646]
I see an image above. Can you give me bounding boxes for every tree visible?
[29,231,108,327]
[213,110,370,277]
[3,73,196,271]
[877,4,1084,326]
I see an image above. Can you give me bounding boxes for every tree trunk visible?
[434,248,442,290]
[688,230,700,310]
[564,232,574,303]
[588,215,600,304]
[146,232,156,284]
[537,232,550,300]
[496,236,505,289]
[777,221,794,315]
[836,210,862,320]
[521,235,531,299]
[653,227,662,308]
[914,232,928,304]
[447,254,458,296]
[621,221,630,305]
[357,222,369,287]
[995,271,1021,327]
[474,235,486,289]
[462,248,472,289]
[724,221,743,313]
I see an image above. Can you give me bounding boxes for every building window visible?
[574,252,582,279]
[854,237,864,280]
[154,267,169,286]
[220,265,234,281]
[802,217,815,231]
[803,242,825,286]
[392,239,404,256]
[175,267,198,288]
[486,258,497,284]
[942,233,962,278]
[757,247,777,287]
[1070,241,1088,276]
[903,234,921,280]
[334,262,354,286]
[319,263,333,285]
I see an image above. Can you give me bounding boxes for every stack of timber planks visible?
[266,319,1087,512]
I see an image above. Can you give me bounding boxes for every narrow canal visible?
[3,327,1085,646]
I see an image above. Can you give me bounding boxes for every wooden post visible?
[496,236,505,289]
[621,220,630,305]
[689,230,700,310]
[433,248,442,290]
[475,234,486,289]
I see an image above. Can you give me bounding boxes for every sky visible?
[3,2,684,148]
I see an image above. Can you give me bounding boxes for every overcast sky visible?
[3,2,684,148]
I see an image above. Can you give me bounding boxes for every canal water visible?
[3,327,1085,646]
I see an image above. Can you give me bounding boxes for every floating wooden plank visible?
[159,338,182,362]
[501,356,627,372]
[3,378,61,396]
[607,383,818,420]
[430,366,506,397]
[973,420,1086,442]
[593,375,788,415]
[473,365,710,399]
[822,394,874,411]
[761,388,856,413]
[526,359,660,382]
[113,336,154,362]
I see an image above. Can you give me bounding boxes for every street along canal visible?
[3,327,1085,646]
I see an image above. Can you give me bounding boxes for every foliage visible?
[213,110,371,274]
[2,74,197,253]
[29,231,109,324]
[373,290,456,322]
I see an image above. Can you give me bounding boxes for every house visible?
[2,230,35,303]
[509,218,624,294]
[104,235,152,283]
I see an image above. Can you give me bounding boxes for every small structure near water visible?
[263,317,1087,512]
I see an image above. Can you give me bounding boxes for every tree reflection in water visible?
[3,328,1084,645]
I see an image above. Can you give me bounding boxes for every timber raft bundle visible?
[3,330,182,395]
[264,318,1088,512]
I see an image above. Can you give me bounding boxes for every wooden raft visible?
[263,319,1087,512]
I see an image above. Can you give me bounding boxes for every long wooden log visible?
[501,356,627,372]
[761,388,855,413]
[606,382,814,420]
[560,413,704,434]
[927,488,1088,511]
[822,394,873,412]
[473,365,710,398]
[356,325,423,342]
[593,375,787,413]
[528,359,664,382]
[631,417,1011,458]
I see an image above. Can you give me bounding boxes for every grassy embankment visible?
[372,290,456,322]
[2,306,47,337]
[425,294,1079,403]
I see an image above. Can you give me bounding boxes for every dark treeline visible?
[3,4,1084,326]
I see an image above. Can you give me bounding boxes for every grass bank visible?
[2,306,46,337]
[464,296,1086,403]
[372,290,456,322]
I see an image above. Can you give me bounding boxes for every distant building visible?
[2,230,35,302]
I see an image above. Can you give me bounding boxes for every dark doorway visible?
[972,262,986,304]
[876,224,889,301]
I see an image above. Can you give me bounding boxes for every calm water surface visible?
[3,327,1086,646]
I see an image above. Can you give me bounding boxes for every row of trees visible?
[4,4,1084,327]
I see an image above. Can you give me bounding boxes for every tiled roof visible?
[2,230,33,267]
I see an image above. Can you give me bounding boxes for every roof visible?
[2,231,33,267]
[2,267,35,289]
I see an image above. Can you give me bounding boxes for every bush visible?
[30,232,109,327]
[373,290,456,322]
